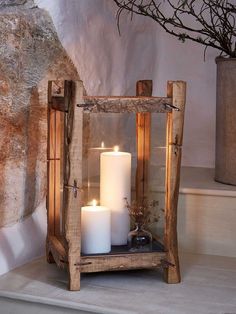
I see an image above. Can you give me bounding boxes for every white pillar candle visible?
[81,200,111,254]
[100,148,131,245]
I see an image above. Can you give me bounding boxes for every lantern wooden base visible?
[46,235,168,290]
[47,235,166,271]
[46,79,186,290]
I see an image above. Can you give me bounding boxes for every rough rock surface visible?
[0,0,79,227]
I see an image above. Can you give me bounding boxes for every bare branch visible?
[112,0,236,57]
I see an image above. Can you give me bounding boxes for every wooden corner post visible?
[63,80,84,291]
[136,80,152,202]
[164,81,186,283]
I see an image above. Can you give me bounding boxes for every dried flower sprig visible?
[124,197,160,227]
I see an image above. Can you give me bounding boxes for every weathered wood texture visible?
[63,80,84,291]
[164,81,186,284]
[51,96,65,112]
[47,109,55,236]
[78,96,172,113]
[47,233,166,273]
[80,252,166,273]
[136,80,152,202]
[54,111,61,236]
[47,235,67,269]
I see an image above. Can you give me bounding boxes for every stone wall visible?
[0,0,79,227]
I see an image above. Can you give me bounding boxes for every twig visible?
[112,0,236,57]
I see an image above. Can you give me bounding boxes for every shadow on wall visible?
[0,202,47,276]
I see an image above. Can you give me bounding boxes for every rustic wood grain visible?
[51,80,65,97]
[80,251,166,273]
[51,96,66,112]
[164,81,186,284]
[79,96,172,113]
[136,80,152,202]
[136,80,153,97]
[47,235,67,269]
[54,110,61,236]
[63,80,84,291]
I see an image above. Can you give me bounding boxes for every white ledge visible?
[179,167,236,197]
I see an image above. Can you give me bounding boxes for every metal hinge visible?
[160,259,175,269]
[165,103,180,111]
[74,261,92,266]
[64,180,82,198]
[60,259,92,267]
[169,135,182,155]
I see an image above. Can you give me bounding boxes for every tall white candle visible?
[81,200,111,254]
[100,148,131,245]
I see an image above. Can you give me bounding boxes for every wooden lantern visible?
[46,79,186,291]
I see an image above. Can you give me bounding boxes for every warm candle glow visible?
[113,145,119,152]
[92,199,97,207]
[101,141,105,148]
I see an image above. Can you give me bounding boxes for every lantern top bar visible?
[77,96,179,113]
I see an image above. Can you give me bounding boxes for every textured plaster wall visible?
[36,0,218,168]
[0,1,79,227]
[0,0,79,274]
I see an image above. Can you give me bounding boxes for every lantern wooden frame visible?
[46,79,186,291]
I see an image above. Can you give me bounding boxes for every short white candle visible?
[100,147,131,245]
[81,200,111,254]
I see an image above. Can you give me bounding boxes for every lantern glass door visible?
[82,112,167,245]
[82,113,136,206]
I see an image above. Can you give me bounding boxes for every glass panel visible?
[148,113,167,243]
[57,110,168,251]
[82,113,136,205]
[82,113,136,251]
[81,112,167,250]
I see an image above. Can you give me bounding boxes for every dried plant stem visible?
[113,0,236,58]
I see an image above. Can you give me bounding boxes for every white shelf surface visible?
[179,167,236,197]
[149,166,236,197]
[0,253,236,314]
